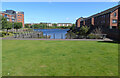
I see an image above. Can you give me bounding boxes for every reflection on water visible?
[34,29,69,39]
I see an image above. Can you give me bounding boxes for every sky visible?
[1,2,119,23]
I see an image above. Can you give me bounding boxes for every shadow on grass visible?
[98,41,120,44]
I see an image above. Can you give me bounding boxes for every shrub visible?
[1,31,13,37]
[79,26,89,35]
[87,34,101,39]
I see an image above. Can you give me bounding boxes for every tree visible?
[25,24,29,28]
[14,22,22,30]
[1,16,12,32]
[34,24,39,29]
[53,23,57,27]
[1,16,7,29]
[79,26,89,35]
[70,24,76,30]
[6,21,13,32]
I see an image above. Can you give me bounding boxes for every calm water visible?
[34,29,69,39]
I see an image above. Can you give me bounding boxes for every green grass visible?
[2,40,118,76]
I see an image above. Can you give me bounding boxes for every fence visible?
[13,32,66,39]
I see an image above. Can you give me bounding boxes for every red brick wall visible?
[110,9,118,28]
[76,18,81,27]
[92,17,94,26]
[17,14,24,28]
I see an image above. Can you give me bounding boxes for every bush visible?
[87,34,101,39]
[1,31,13,37]
[79,26,89,35]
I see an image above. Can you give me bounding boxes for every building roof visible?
[81,5,120,21]
[57,23,72,24]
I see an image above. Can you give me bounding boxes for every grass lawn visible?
[2,40,118,76]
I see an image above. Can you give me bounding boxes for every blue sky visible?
[2,2,118,23]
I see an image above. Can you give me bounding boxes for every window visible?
[114,12,116,17]
[12,19,15,22]
[7,19,9,21]
[4,14,7,17]
[112,19,117,23]
[18,15,22,16]
[12,16,14,19]
[112,26,117,29]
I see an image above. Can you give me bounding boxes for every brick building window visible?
[18,15,22,16]
[112,26,117,29]
[112,19,117,23]
[114,12,116,17]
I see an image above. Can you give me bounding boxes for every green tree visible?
[70,24,76,31]
[1,16,12,32]
[25,24,29,28]
[34,24,39,29]
[1,16,7,29]
[79,26,89,35]
[53,23,57,27]
[14,22,22,30]
[6,21,13,32]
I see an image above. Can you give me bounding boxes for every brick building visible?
[76,5,120,29]
[76,3,120,40]
[0,10,24,28]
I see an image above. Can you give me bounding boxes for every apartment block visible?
[0,10,24,28]
[76,4,120,29]
[57,23,72,26]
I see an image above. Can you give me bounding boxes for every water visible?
[34,29,69,39]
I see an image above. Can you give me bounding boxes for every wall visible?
[16,13,24,28]
[110,9,118,28]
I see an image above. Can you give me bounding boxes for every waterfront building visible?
[57,23,72,27]
[25,23,73,27]
[0,10,24,28]
[76,3,120,40]
[76,5,120,29]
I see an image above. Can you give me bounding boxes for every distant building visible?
[57,23,72,27]
[47,23,53,26]
[25,23,73,27]
[0,10,24,28]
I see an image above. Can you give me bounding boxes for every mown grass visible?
[2,40,118,76]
